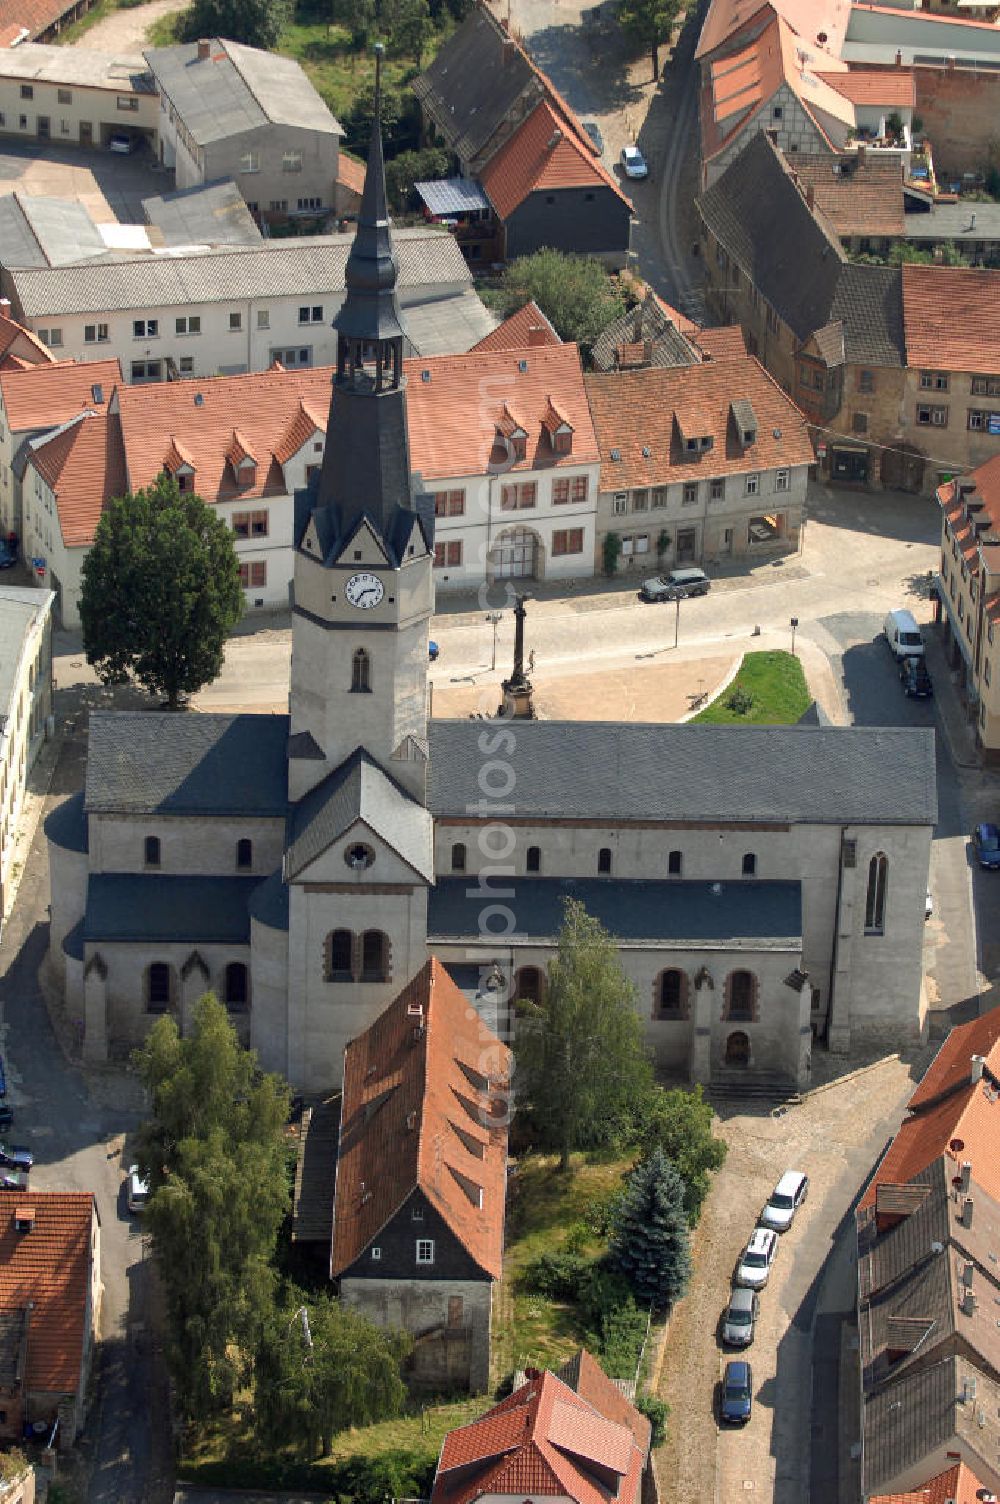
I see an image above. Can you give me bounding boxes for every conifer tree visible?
[609,1147,692,1307]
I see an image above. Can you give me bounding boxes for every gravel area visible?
[73,0,188,51]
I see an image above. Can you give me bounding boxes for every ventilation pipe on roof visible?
[895,49,902,66]
[197,38,211,59]
[546,129,563,149]
[0,298,10,317]
[805,184,815,211]
[960,1160,973,1193]
[962,1196,974,1228]
[971,1054,985,1083]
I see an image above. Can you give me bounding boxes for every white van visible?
[883,608,924,662]
[761,1169,809,1231]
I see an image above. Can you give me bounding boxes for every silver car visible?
[723,1286,758,1346]
[639,566,711,603]
[736,1226,778,1288]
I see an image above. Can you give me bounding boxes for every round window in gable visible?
[345,842,375,871]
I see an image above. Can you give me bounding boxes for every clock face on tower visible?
[345,571,385,610]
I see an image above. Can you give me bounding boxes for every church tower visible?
[288,46,434,805]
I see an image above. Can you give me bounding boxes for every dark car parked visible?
[973,823,1000,870]
[721,1360,753,1424]
[0,1144,32,1172]
[900,656,933,698]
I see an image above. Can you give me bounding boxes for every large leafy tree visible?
[254,1292,410,1457]
[134,995,291,1416]
[640,1084,727,1224]
[609,1148,692,1307]
[514,899,654,1168]
[182,0,289,48]
[80,474,243,710]
[618,0,681,79]
[498,250,626,360]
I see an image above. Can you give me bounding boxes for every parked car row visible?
[721,1169,809,1426]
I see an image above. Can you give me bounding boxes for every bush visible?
[603,532,623,576]
[178,1447,437,1497]
[724,686,754,716]
[583,1184,627,1239]
[636,1392,669,1446]
[522,1248,591,1299]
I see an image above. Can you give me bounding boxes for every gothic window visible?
[144,835,161,867]
[526,845,541,873]
[865,852,888,935]
[654,969,689,1019]
[325,929,353,981]
[351,648,371,693]
[724,970,758,1021]
[742,852,757,876]
[668,849,682,875]
[236,838,253,869]
[451,842,467,873]
[345,843,374,870]
[146,962,172,1012]
[361,930,389,982]
[598,847,612,874]
[515,966,544,1004]
[224,961,249,1011]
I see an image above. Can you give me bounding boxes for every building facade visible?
[0,587,53,917]
[935,457,1000,755]
[0,45,157,150]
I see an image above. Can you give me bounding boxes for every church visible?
[44,72,938,1096]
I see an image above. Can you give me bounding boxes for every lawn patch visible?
[692,650,811,725]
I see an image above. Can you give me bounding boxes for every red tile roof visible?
[0,1190,96,1394]
[331,959,511,1281]
[585,352,814,491]
[0,312,54,371]
[556,1348,652,1457]
[907,1011,1000,1112]
[816,68,915,106]
[27,410,127,548]
[480,97,631,221]
[472,301,561,353]
[0,357,121,434]
[433,1368,645,1504]
[857,1073,1000,1213]
[788,153,905,238]
[337,152,366,198]
[902,263,1000,373]
[937,458,1000,563]
[404,342,598,480]
[652,292,700,337]
[116,365,334,504]
[869,1460,990,1504]
[696,0,851,62]
[691,324,747,360]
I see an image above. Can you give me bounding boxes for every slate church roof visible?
[285,747,434,882]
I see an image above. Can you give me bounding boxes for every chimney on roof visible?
[962,1196,974,1228]
[805,184,815,211]
[962,1287,978,1316]
[962,1258,974,1287]
[961,1160,973,1193]
[858,144,867,165]
[546,128,563,149]
[971,1054,985,1083]
[0,297,10,317]
[197,37,211,59]
[13,1207,33,1233]
[527,325,547,347]
[896,48,902,66]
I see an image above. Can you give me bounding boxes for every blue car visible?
[721,1360,753,1424]
[0,1144,32,1173]
[0,1054,6,1097]
[973,823,1000,870]
[0,542,16,570]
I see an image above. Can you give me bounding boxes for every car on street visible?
[429,640,439,662]
[0,1107,12,1130]
[0,541,16,570]
[109,132,137,154]
[900,656,933,697]
[620,144,648,179]
[926,887,933,920]
[760,1169,808,1231]
[736,1226,778,1287]
[126,1165,149,1213]
[720,1360,753,1424]
[973,823,1000,870]
[0,1054,6,1097]
[582,120,605,155]
[723,1287,758,1346]
[640,566,711,603]
[0,1144,32,1172]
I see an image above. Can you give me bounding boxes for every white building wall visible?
[0,75,158,147]
[0,591,52,908]
[704,84,841,187]
[87,811,285,876]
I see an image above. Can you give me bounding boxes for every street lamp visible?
[672,591,681,649]
[790,617,799,655]
[485,611,503,671]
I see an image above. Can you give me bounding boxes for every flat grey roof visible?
[84,872,258,944]
[6,226,472,316]
[144,38,342,144]
[0,42,153,91]
[403,287,497,356]
[415,178,491,216]
[426,721,938,826]
[85,711,290,817]
[428,877,803,945]
[0,193,110,270]
[142,179,262,249]
[0,587,51,719]
[906,200,1000,241]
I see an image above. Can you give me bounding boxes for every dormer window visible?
[542,397,574,456]
[494,403,528,465]
[730,398,759,449]
[553,429,572,454]
[176,468,194,493]
[236,460,256,490]
[512,433,527,462]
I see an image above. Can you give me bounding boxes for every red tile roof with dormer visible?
[472,301,561,354]
[116,365,334,504]
[0,1190,96,1394]
[331,959,511,1281]
[907,1010,1000,1112]
[432,1367,645,1504]
[28,410,126,547]
[404,341,598,480]
[816,68,915,107]
[0,311,54,371]
[480,97,632,221]
[869,1460,991,1504]
[0,356,121,433]
[903,264,1000,374]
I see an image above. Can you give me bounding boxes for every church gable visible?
[331,516,391,569]
[290,816,427,886]
[286,750,434,884]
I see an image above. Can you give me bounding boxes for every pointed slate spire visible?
[336,43,408,344]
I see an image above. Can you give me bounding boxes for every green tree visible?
[386,0,432,61]
[603,531,623,576]
[498,249,626,358]
[330,0,377,47]
[80,475,243,710]
[514,899,655,1168]
[617,0,680,78]
[608,1148,692,1306]
[134,995,291,1416]
[385,145,450,211]
[254,1292,410,1457]
[640,1084,727,1223]
[182,0,289,47]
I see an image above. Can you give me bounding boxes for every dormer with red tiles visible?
[226,429,258,491]
[542,396,573,456]
[164,436,197,494]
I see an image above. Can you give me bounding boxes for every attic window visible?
[13,1208,34,1233]
[518,360,528,373]
[194,393,204,407]
[91,383,103,404]
[611,448,621,462]
[371,1246,381,1260]
[421,370,431,382]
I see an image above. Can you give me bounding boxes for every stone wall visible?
[914,64,1000,176]
[340,1277,493,1392]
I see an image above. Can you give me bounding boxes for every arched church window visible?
[742,852,757,876]
[325,929,353,982]
[351,648,371,693]
[654,969,689,1019]
[598,847,612,875]
[146,962,172,1013]
[224,961,249,1011]
[451,842,466,873]
[345,843,375,871]
[144,835,161,867]
[725,970,758,1021]
[515,966,544,1004]
[526,845,541,873]
[361,930,389,983]
[865,852,888,934]
[236,838,253,870]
